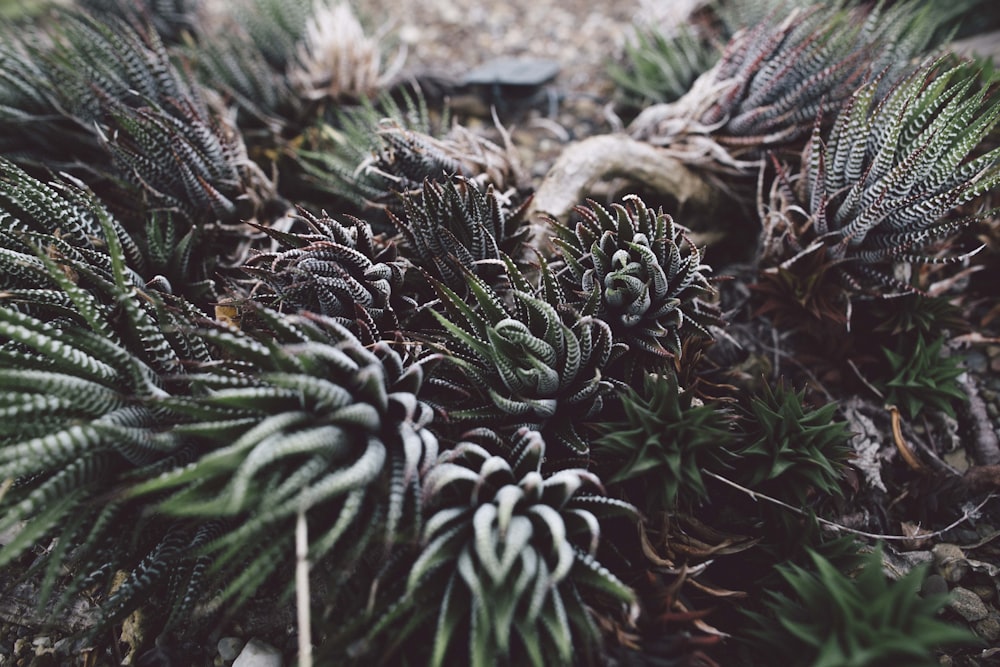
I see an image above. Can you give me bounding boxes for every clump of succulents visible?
[0,0,994,664]
[0,158,439,639]
[744,547,977,667]
[757,58,1000,313]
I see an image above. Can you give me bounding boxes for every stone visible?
[932,543,968,583]
[218,637,245,662]
[974,613,1000,643]
[948,587,989,622]
[232,639,283,667]
[462,57,560,88]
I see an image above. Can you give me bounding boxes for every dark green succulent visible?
[593,371,734,513]
[552,195,718,374]
[363,428,637,667]
[744,547,977,667]
[878,334,967,419]
[429,262,618,459]
[735,380,851,504]
[242,208,410,342]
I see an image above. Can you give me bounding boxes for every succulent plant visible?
[593,371,734,513]
[551,195,718,375]
[393,177,529,296]
[877,334,967,420]
[609,22,718,112]
[242,208,410,342]
[628,2,948,168]
[735,380,852,504]
[428,262,618,459]
[743,547,977,667]
[757,57,1000,328]
[363,428,637,667]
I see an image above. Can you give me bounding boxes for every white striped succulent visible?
[759,57,1000,301]
[628,2,948,170]
[363,428,636,667]
[429,262,618,458]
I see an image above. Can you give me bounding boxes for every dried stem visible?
[703,470,996,542]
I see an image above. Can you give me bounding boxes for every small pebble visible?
[232,639,282,667]
[948,586,989,622]
[964,351,988,374]
[218,637,245,662]
[932,543,968,583]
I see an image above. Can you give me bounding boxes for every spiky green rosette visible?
[593,371,733,514]
[394,178,528,295]
[878,334,966,419]
[552,195,717,373]
[365,428,637,667]
[628,2,942,166]
[744,548,976,667]
[429,263,617,459]
[243,208,410,342]
[734,381,851,504]
[758,58,1000,313]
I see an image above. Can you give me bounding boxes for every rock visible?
[932,543,969,583]
[974,613,1000,643]
[462,57,560,88]
[948,587,989,622]
[232,639,282,667]
[218,637,245,662]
